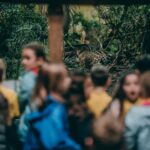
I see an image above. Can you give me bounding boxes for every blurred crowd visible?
[0,42,150,150]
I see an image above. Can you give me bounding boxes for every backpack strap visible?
[110,100,121,118]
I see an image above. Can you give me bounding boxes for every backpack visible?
[25,97,81,150]
[0,92,9,150]
[92,100,124,150]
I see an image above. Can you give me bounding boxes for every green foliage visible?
[0,3,47,79]
[64,5,150,76]
[1,4,150,79]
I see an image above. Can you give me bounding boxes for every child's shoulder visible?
[126,105,150,121]
[20,71,37,83]
[0,86,17,100]
[102,91,112,102]
[23,71,36,78]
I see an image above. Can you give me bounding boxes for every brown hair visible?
[0,59,6,82]
[141,71,150,98]
[48,63,68,93]
[112,71,138,117]
[33,63,68,100]
[34,63,51,98]
[23,41,46,61]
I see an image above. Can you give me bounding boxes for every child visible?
[112,71,141,118]
[124,71,150,150]
[24,63,81,150]
[91,71,141,150]
[0,59,20,125]
[87,64,111,118]
[0,59,20,149]
[67,72,94,150]
[19,41,46,113]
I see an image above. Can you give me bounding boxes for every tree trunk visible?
[47,4,64,62]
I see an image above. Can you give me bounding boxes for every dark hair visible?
[141,71,150,98]
[23,42,46,61]
[71,70,85,79]
[67,71,85,99]
[91,65,109,87]
[69,81,84,95]
[113,71,138,115]
[68,70,85,96]
[0,70,3,83]
[34,63,51,99]
[136,55,150,74]
[66,71,86,109]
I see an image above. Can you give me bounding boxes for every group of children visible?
[0,41,150,150]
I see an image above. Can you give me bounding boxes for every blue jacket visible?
[24,96,81,150]
[18,71,37,113]
[18,105,31,142]
[124,105,150,150]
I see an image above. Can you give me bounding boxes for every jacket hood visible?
[27,95,61,122]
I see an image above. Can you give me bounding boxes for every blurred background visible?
[0,4,150,81]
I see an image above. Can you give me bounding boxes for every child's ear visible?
[106,77,111,88]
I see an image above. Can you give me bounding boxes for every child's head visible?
[114,71,140,102]
[0,59,6,83]
[67,71,86,117]
[33,63,71,106]
[48,63,71,95]
[91,64,110,89]
[67,70,85,103]
[140,71,150,99]
[84,74,93,99]
[136,55,150,74]
[70,70,85,84]
[22,42,46,71]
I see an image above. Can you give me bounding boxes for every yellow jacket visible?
[124,99,141,116]
[0,85,20,125]
[87,89,111,118]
